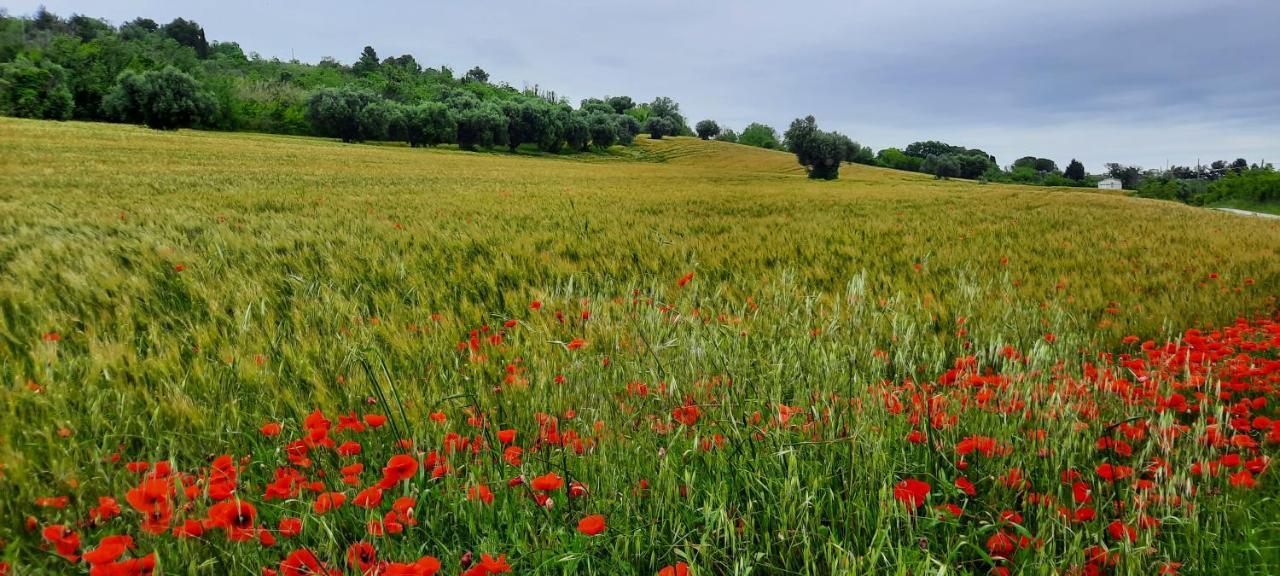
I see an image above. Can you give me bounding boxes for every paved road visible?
[1214,208,1280,219]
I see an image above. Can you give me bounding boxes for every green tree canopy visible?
[103,66,215,129]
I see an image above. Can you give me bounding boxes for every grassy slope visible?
[2,118,1280,573]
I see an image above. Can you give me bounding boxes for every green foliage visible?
[738,122,779,149]
[644,116,672,140]
[463,66,489,84]
[563,112,590,151]
[647,96,688,135]
[103,66,215,129]
[587,113,618,149]
[613,114,640,146]
[305,86,381,142]
[715,129,738,143]
[402,101,455,147]
[783,115,847,180]
[923,154,960,179]
[453,100,508,151]
[353,46,380,77]
[606,95,634,114]
[875,147,923,172]
[162,18,208,58]
[1064,159,1086,181]
[695,119,720,140]
[0,55,74,120]
[1202,168,1280,205]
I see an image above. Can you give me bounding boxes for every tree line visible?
[3,7,1273,203]
[0,8,693,153]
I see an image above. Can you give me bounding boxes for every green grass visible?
[1,117,1280,575]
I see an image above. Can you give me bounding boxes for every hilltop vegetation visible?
[2,119,1280,574]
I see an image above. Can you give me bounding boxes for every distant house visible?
[1098,178,1123,190]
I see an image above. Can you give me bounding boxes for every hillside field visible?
[2,118,1280,575]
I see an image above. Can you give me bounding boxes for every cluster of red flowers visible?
[17,289,1280,574]
[883,315,1280,574]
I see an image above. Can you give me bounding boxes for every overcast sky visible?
[6,0,1278,170]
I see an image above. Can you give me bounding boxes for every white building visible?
[1098,178,1123,190]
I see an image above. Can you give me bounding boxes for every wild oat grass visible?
[1,117,1279,575]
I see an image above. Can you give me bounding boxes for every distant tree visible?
[501,98,556,152]
[353,46,380,76]
[0,56,75,120]
[647,96,687,135]
[904,140,961,159]
[162,18,209,58]
[305,86,380,142]
[695,119,720,140]
[453,102,507,150]
[563,112,591,151]
[1034,158,1059,173]
[614,114,640,146]
[588,113,618,149]
[1231,158,1249,174]
[578,98,614,115]
[1105,163,1143,190]
[104,66,216,129]
[715,129,738,143]
[876,147,924,172]
[1064,159,1086,181]
[739,123,780,149]
[67,14,112,42]
[120,17,159,40]
[358,99,401,141]
[644,116,673,140]
[784,115,846,180]
[606,95,634,114]
[403,102,455,147]
[209,42,248,62]
[924,154,960,179]
[463,66,489,84]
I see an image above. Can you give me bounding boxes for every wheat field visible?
[2,117,1280,575]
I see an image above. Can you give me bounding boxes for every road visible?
[1214,208,1280,219]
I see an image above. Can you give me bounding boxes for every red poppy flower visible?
[577,514,607,536]
[207,499,258,542]
[676,272,695,287]
[280,548,329,576]
[892,479,931,510]
[363,414,388,428]
[354,486,385,509]
[530,472,563,491]
[497,429,517,445]
[379,454,419,488]
[41,524,80,561]
[468,484,495,505]
[657,562,691,576]
[278,517,303,538]
[313,492,347,514]
[82,534,134,565]
[260,422,283,437]
[346,542,378,573]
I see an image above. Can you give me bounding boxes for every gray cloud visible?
[5,0,1277,170]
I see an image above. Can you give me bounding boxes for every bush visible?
[563,113,590,151]
[587,114,617,149]
[784,116,847,180]
[104,66,216,130]
[454,102,508,151]
[403,102,455,147]
[695,119,720,140]
[614,114,640,146]
[644,116,672,140]
[715,129,738,143]
[739,123,779,149]
[0,56,74,120]
[305,87,381,142]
